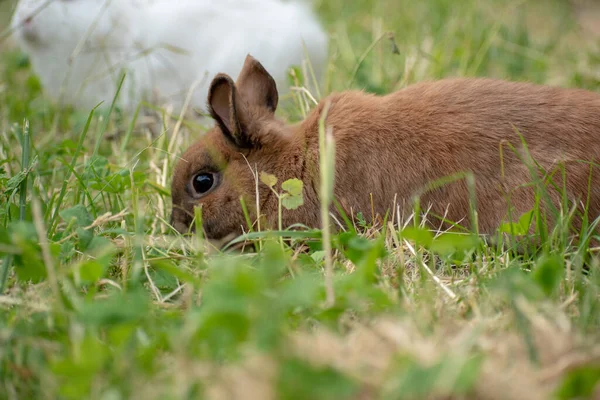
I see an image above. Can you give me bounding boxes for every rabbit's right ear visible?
[235,54,278,114]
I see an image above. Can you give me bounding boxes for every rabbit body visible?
[170,55,600,240]
[11,0,328,112]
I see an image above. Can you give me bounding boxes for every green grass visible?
[1,0,600,399]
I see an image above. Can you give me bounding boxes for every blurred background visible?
[1,0,599,98]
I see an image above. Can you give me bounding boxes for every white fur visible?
[11,0,328,113]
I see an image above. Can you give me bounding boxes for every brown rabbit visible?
[170,54,600,241]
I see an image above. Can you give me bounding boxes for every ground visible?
[1,0,600,399]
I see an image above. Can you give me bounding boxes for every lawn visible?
[1,0,600,399]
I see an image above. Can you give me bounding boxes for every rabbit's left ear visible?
[207,55,279,149]
[235,54,279,114]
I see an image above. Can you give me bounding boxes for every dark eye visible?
[191,173,217,196]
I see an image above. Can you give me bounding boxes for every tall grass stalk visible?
[0,119,31,294]
[48,106,98,236]
[92,72,126,156]
[19,119,29,220]
[318,101,335,307]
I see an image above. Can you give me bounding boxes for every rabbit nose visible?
[170,215,190,234]
[173,222,186,234]
[19,17,38,43]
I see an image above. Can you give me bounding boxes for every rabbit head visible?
[170,54,321,239]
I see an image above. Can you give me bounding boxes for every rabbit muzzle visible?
[21,19,39,43]
[169,207,194,235]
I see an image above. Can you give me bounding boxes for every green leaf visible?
[532,253,564,297]
[517,209,535,232]
[260,172,278,188]
[336,232,370,263]
[60,204,93,227]
[282,178,303,196]
[277,358,358,400]
[311,250,326,263]
[386,355,443,398]
[150,259,202,286]
[451,354,485,394]
[10,221,47,283]
[258,239,288,281]
[282,193,304,210]
[400,226,434,247]
[556,366,600,400]
[73,237,115,284]
[490,266,544,302]
[386,353,484,398]
[499,209,534,236]
[52,335,110,399]
[78,260,105,283]
[281,178,304,210]
[76,227,94,250]
[148,267,179,291]
[430,232,480,258]
[279,273,321,309]
[195,310,251,359]
[77,288,149,327]
[86,235,113,252]
[355,212,368,229]
[336,232,386,275]
[363,238,387,280]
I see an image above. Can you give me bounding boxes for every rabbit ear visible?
[207,73,251,148]
[207,56,279,149]
[235,54,279,113]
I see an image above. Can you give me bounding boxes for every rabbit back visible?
[312,78,600,233]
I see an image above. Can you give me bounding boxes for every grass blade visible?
[48,105,99,236]
[93,72,126,156]
[19,120,30,221]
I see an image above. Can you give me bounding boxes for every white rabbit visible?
[10,0,328,113]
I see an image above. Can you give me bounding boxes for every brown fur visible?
[171,55,600,240]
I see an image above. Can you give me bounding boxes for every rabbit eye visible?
[191,173,217,196]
